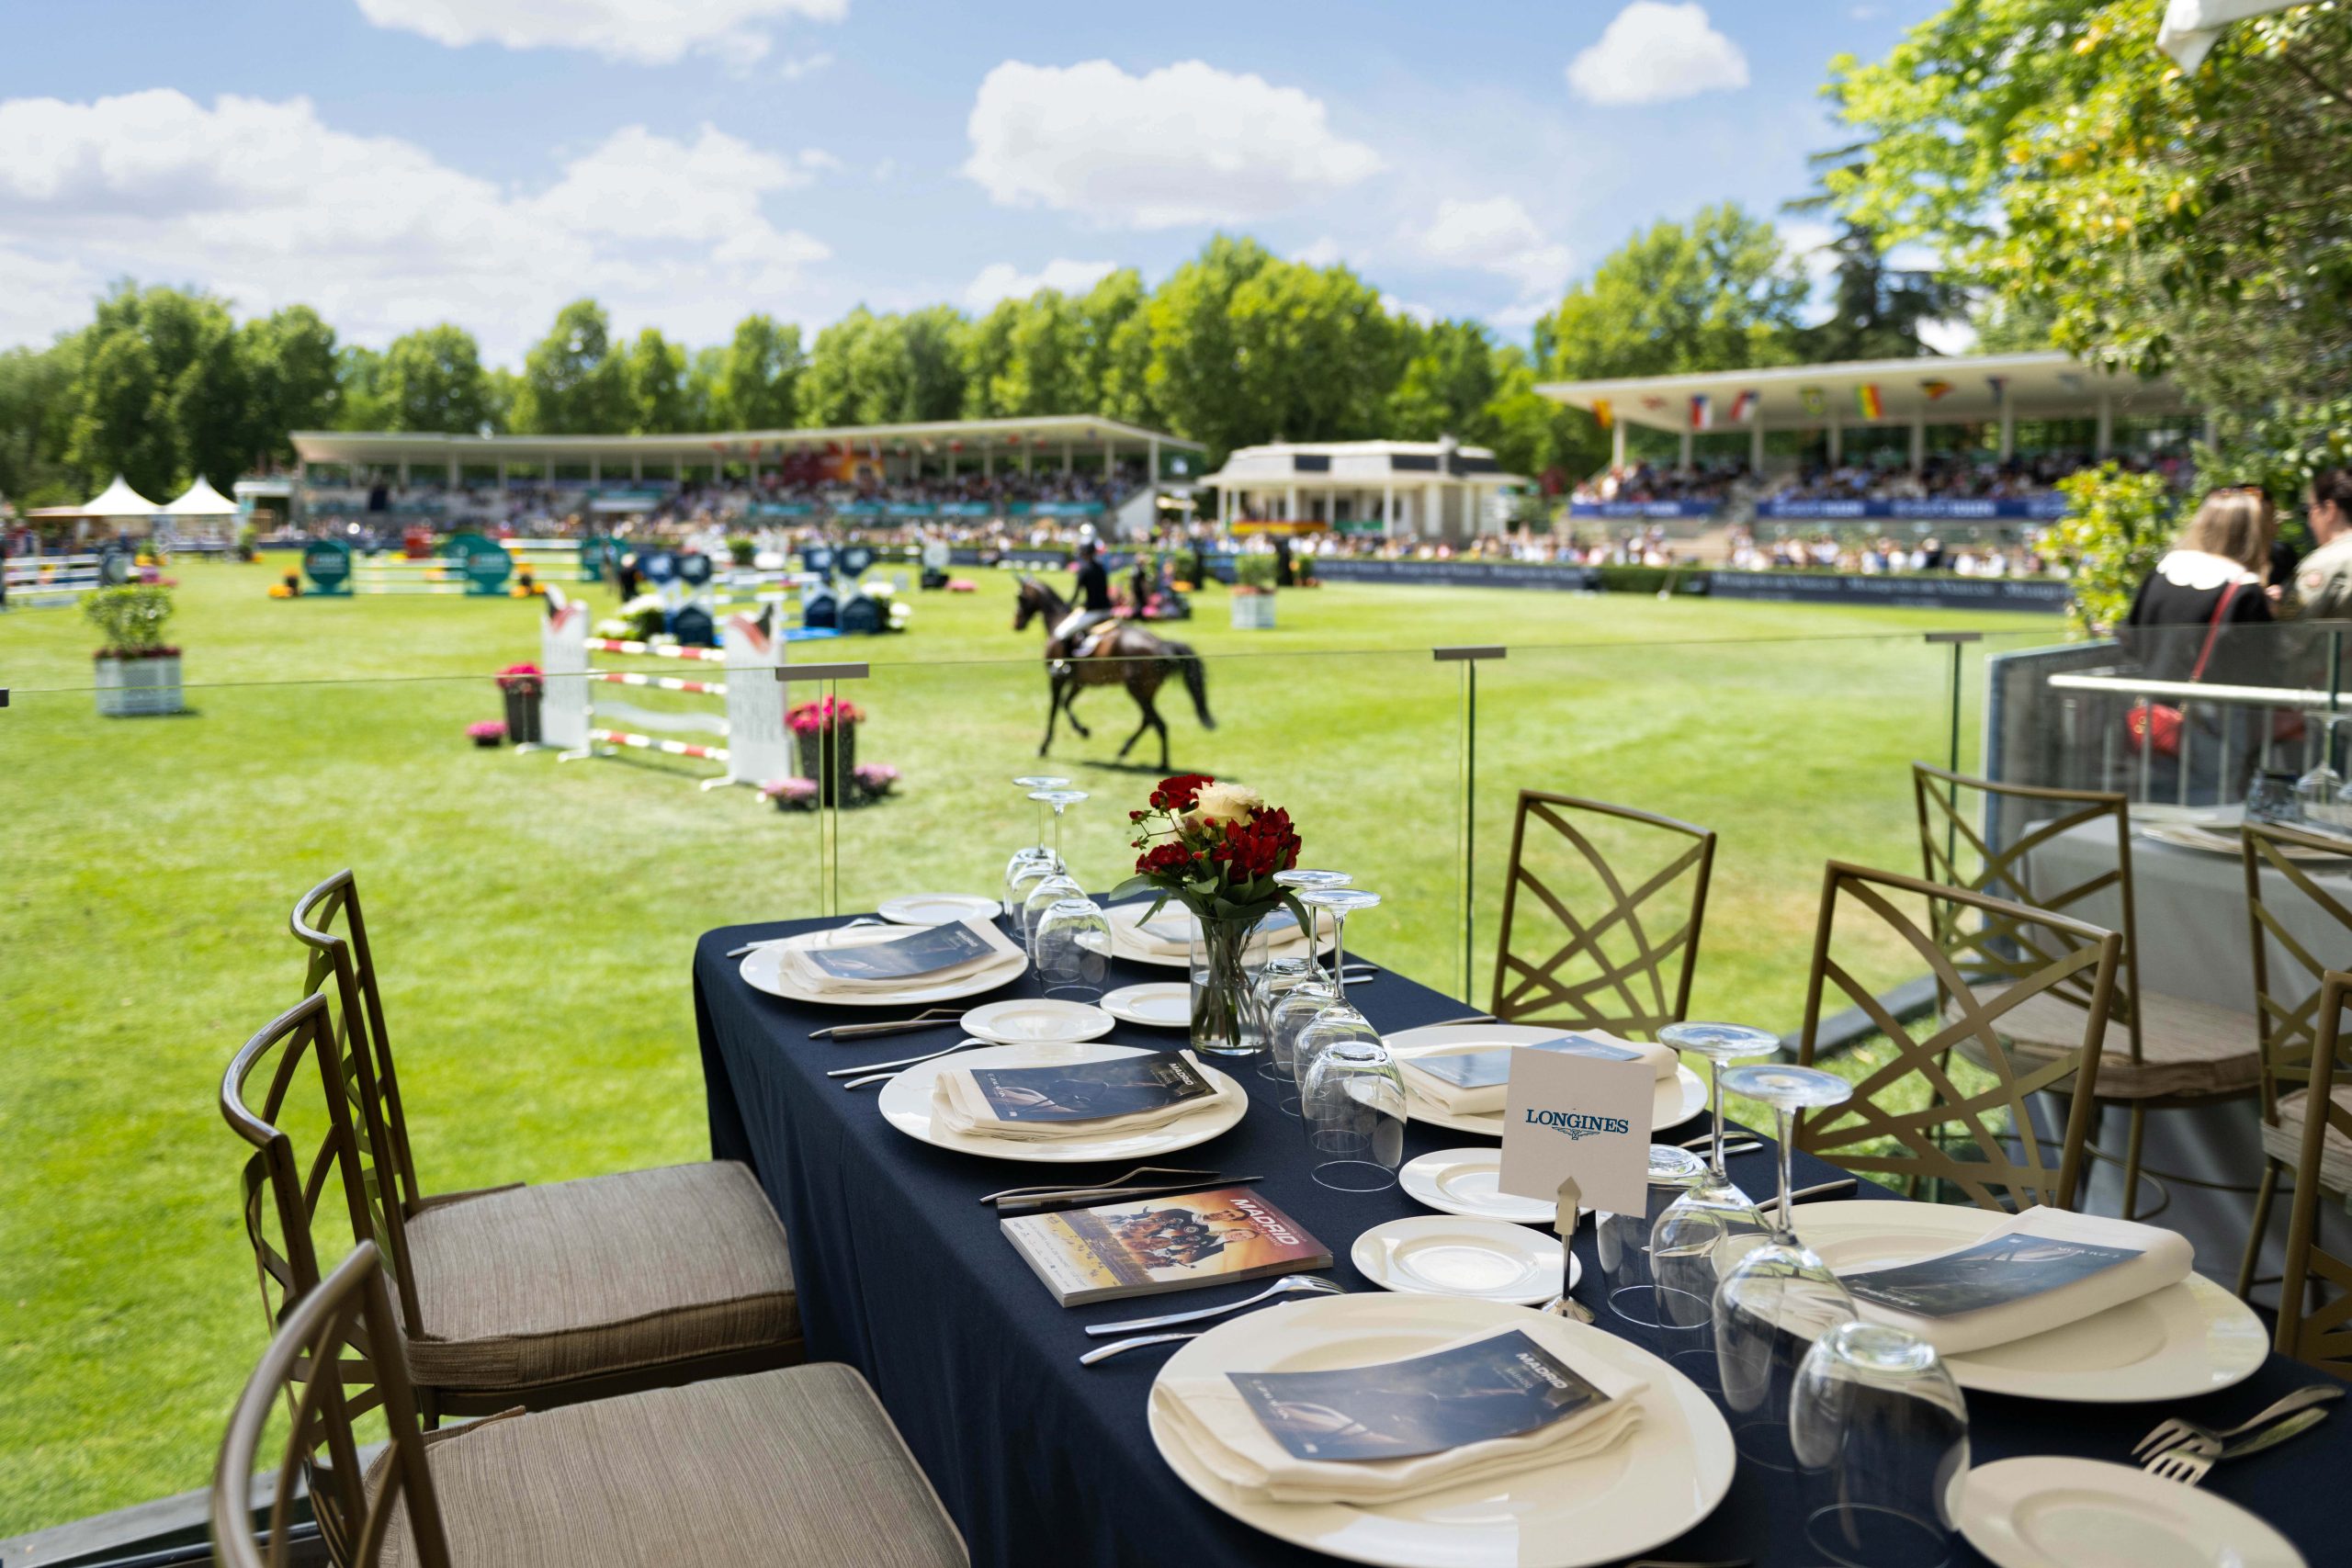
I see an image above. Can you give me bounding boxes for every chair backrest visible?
[290,871,427,1328]
[2242,821,2352,1129]
[2278,971,2352,1373]
[1795,860,2120,1213]
[213,1242,451,1568]
[1913,762,2142,1064]
[1487,791,1715,1040]
[219,994,378,1340]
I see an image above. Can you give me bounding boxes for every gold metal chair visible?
[286,870,801,1423]
[212,1242,967,1568]
[2277,971,2352,1373]
[2239,822,2352,1298]
[1794,862,2120,1213]
[1488,791,1715,1040]
[1914,763,2263,1218]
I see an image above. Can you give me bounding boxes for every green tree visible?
[964,290,1090,418]
[1480,344,1594,492]
[334,345,392,432]
[381,324,492,433]
[685,344,729,429]
[0,337,85,506]
[1079,268,1156,427]
[621,327,690,434]
[1536,204,1808,381]
[68,328,173,496]
[717,313,803,428]
[804,306,970,426]
[237,305,340,462]
[1826,0,2352,423]
[512,298,628,434]
[1386,319,1502,443]
[65,283,250,496]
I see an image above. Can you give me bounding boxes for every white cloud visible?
[1380,293,1437,327]
[1411,196,1573,296]
[354,0,845,65]
[1290,236,1344,268]
[1566,3,1749,107]
[1918,317,1979,355]
[962,258,1117,310]
[0,91,831,359]
[776,50,834,80]
[962,59,1382,229]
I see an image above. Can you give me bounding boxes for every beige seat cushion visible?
[1948,987,2261,1101]
[381,1363,966,1568]
[404,1161,797,1391]
[2261,1088,2352,1194]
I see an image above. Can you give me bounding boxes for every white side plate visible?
[878,892,1005,925]
[960,998,1115,1046]
[1350,1215,1577,1305]
[1961,1456,2304,1568]
[1103,981,1193,1029]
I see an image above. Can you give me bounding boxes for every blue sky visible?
[0,1,1946,363]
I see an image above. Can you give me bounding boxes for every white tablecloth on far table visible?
[2024,814,2352,1293]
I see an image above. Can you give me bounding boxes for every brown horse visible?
[1012,575,1214,769]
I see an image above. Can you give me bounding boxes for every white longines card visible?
[1496,1047,1655,1215]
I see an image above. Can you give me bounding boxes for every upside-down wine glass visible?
[1034,897,1112,1007]
[1272,868,1353,980]
[1713,1062,1861,1472]
[1018,789,1089,942]
[1251,955,1317,1082]
[1290,888,1385,1132]
[1598,1145,1709,1327]
[1243,869,1349,1058]
[1792,1322,1970,1568]
[1300,1038,1407,1193]
[1003,774,1069,917]
[1651,1023,1780,1391]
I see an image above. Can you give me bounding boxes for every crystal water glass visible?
[1002,774,1067,909]
[1792,1322,1970,1568]
[1003,846,1056,921]
[1269,976,1339,1115]
[1034,897,1110,1006]
[1251,955,1316,1083]
[1651,1024,1778,1388]
[1272,867,1351,980]
[1289,887,1385,1116]
[1022,874,1086,952]
[1713,1063,1861,1471]
[1299,1040,1406,1192]
[1599,1145,1709,1327]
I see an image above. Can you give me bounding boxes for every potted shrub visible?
[84,584,184,716]
[496,663,544,744]
[787,696,863,803]
[1230,553,1278,629]
[467,719,507,748]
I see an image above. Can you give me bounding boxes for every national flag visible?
[1690,394,1713,431]
[1921,378,1954,401]
[1801,387,1826,417]
[1591,398,1614,430]
[1857,384,1885,420]
[1987,376,2009,403]
[1728,390,1758,423]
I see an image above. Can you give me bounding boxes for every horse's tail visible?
[1163,640,1215,730]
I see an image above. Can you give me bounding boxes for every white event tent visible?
[164,477,238,518]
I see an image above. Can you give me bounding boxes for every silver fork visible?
[1085,1275,1341,1337]
[2143,1405,2333,1484]
[2134,1383,2340,1461]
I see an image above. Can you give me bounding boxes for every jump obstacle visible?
[2,548,130,608]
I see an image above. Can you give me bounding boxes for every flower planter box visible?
[94,653,184,717]
[794,726,859,805]
[502,688,543,745]
[1229,592,1277,630]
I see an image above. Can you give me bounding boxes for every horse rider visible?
[1053,536,1117,670]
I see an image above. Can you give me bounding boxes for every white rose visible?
[1189,780,1265,827]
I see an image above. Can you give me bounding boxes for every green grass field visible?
[0,558,2057,1535]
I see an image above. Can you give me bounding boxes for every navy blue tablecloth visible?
[695,919,2344,1567]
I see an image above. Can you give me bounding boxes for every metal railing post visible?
[1436,646,1506,1003]
[1925,632,1982,872]
[779,661,869,919]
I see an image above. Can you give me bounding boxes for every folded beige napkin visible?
[930,1050,1241,1142]
[1122,908,1314,961]
[1840,1209,2196,1355]
[1401,1032,1677,1118]
[782,919,1015,996]
[1152,1326,1646,1505]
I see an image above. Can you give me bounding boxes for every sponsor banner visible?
[1312,558,1600,592]
[1707,570,2069,612]
[1567,501,1720,520]
[1756,497,2066,521]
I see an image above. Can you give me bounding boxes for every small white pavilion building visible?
[1198,439,1525,541]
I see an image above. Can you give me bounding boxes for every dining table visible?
[694,912,2351,1568]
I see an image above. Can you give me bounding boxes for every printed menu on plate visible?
[1227,1330,1611,1461]
[965,1050,1216,1123]
[800,921,996,981]
[1842,1231,2143,1318]
[1408,1034,1643,1090]
[1001,1185,1330,1305]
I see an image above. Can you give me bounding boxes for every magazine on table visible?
[964,1050,1217,1124]
[1841,1230,2144,1318]
[1226,1330,1613,1462]
[798,919,997,981]
[1407,1033,1642,1091]
[1001,1185,1330,1305]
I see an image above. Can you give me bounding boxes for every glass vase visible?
[1189,912,1266,1057]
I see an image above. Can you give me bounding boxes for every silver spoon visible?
[1087,1276,1342,1337]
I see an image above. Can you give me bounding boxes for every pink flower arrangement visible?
[466,719,507,746]
[787,696,865,734]
[763,776,820,810]
[853,762,900,797]
[496,662,543,695]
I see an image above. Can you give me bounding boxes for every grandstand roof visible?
[1537,351,2189,434]
[289,413,1201,468]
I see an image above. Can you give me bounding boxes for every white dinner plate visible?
[875,1042,1248,1164]
[1102,981,1192,1030]
[1960,1456,2304,1568]
[1102,901,1333,969]
[1794,1201,2269,1402]
[877,892,1004,925]
[738,920,1027,1008]
[1351,1215,1577,1305]
[1397,1147,1581,1225]
[1148,1292,1734,1568]
[960,998,1114,1046]
[1382,1023,1706,1137]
